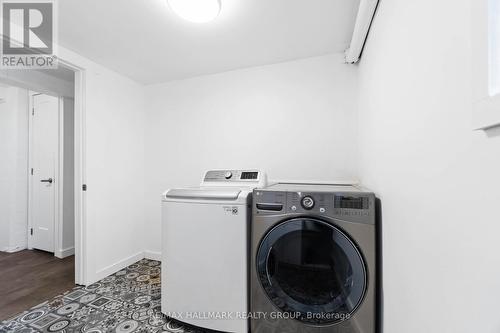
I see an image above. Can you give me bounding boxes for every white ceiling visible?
[58,0,360,84]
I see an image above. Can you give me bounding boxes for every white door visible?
[31,94,59,252]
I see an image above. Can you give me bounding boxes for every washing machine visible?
[251,183,377,333]
[161,169,267,333]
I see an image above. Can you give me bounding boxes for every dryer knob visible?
[301,196,315,210]
[224,171,233,179]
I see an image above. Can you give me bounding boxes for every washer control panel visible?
[202,170,266,187]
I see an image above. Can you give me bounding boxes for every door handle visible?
[40,178,53,184]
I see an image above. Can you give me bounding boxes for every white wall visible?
[51,47,146,284]
[143,54,358,254]
[0,87,29,253]
[82,62,146,282]
[358,0,500,332]
[0,87,14,251]
[13,88,28,251]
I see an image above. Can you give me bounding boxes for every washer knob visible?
[224,171,233,179]
[301,196,315,210]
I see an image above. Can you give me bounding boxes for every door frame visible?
[26,59,86,285]
[70,61,86,286]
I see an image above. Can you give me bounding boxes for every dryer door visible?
[256,218,367,325]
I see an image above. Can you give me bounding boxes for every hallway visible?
[0,250,75,320]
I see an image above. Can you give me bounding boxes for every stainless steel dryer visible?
[251,183,377,333]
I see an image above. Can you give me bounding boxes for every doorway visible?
[0,63,84,320]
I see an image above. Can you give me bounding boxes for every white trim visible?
[1,246,26,253]
[143,251,162,261]
[55,246,75,258]
[71,66,86,285]
[84,251,161,282]
[27,93,34,251]
[472,0,500,130]
[345,0,379,64]
[54,97,64,259]
[94,252,145,282]
[0,71,74,98]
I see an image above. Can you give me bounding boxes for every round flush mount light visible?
[168,0,221,23]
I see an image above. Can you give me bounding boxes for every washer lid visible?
[164,188,242,201]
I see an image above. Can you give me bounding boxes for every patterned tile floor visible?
[0,259,205,333]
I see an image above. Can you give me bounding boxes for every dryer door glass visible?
[256,218,367,325]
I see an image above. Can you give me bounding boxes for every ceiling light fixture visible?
[167,0,221,23]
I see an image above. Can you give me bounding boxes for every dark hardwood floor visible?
[0,249,75,321]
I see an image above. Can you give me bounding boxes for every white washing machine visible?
[161,170,267,333]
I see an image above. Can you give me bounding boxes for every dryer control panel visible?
[253,183,376,225]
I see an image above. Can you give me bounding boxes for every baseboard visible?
[1,245,26,253]
[143,250,161,261]
[55,247,75,259]
[89,250,161,285]
[94,252,145,282]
